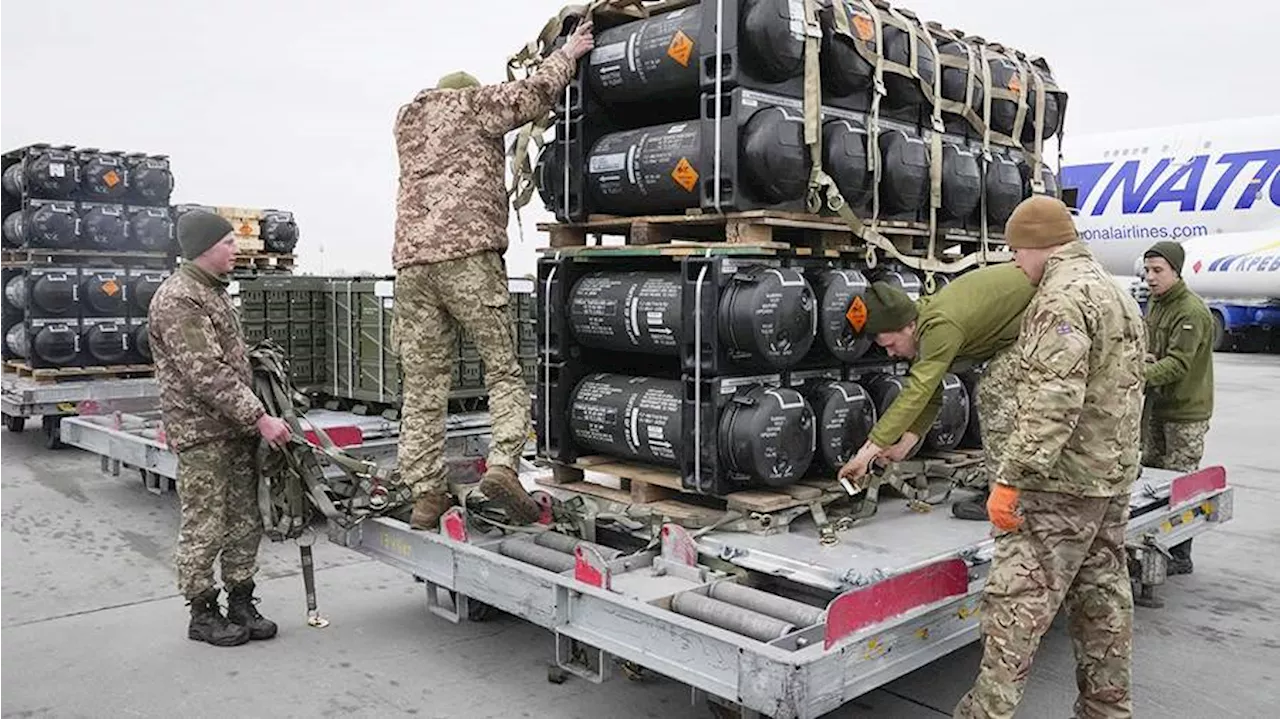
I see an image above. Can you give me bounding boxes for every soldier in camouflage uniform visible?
[150,210,292,647]
[953,196,1147,719]
[837,264,1035,521]
[391,20,595,530]
[1140,241,1215,575]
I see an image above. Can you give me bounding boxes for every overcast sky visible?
[3,0,1277,278]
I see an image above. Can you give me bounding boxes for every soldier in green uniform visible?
[1140,241,1215,575]
[953,195,1146,719]
[837,264,1035,520]
[150,210,292,647]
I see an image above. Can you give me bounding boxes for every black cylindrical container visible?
[940,143,982,222]
[569,374,685,467]
[936,37,984,120]
[569,267,815,369]
[4,148,78,200]
[811,267,873,362]
[129,272,166,315]
[717,385,815,487]
[924,373,970,451]
[28,273,77,316]
[261,211,299,253]
[586,122,704,216]
[821,14,873,97]
[84,322,130,364]
[740,106,812,205]
[79,152,128,201]
[4,275,26,310]
[129,207,173,251]
[133,323,152,363]
[568,272,683,356]
[1020,163,1061,200]
[878,129,929,215]
[873,265,923,301]
[4,324,26,358]
[739,0,806,82]
[81,271,127,316]
[823,119,873,210]
[81,204,128,250]
[717,265,816,369]
[984,154,1024,226]
[958,367,984,449]
[585,5,703,105]
[30,325,79,366]
[125,156,173,205]
[881,23,936,110]
[4,204,78,249]
[803,380,876,473]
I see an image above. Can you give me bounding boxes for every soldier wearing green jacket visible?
[838,263,1036,519]
[1140,240,1215,575]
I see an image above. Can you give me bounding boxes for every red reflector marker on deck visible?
[303,426,362,447]
[824,558,970,650]
[1169,465,1227,507]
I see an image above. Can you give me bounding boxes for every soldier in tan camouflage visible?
[392,20,595,530]
[150,210,292,647]
[953,196,1147,719]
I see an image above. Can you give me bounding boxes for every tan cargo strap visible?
[801,0,983,274]
[249,340,411,542]
[506,0,652,230]
[925,23,987,137]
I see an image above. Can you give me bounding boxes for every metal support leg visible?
[424,581,468,624]
[554,631,612,684]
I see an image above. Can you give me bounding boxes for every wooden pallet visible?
[215,206,265,221]
[538,210,1007,258]
[3,360,154,382]
[2,248,172,269]
[538,455,840,521]
[234,252,294,270]
[235,236,265,253]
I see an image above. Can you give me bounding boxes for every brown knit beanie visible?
[1004,195,1078,249]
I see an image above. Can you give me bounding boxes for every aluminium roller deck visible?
[56,406,1233,718]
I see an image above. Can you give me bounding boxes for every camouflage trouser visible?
[1141,417,1208,562]
[1141,417,1208,472]
[954,491,1134,719]
[395,251,530,496]
[967,346,1020,490]
[175,437,262,599]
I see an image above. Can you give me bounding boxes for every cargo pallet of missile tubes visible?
[53,402,1233,718]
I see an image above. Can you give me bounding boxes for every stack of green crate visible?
[236,274,536,406]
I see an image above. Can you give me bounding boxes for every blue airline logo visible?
[1062,148,1280,216]
[1200,242,1280,274]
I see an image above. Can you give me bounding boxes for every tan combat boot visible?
[409,490,453,531]
[478,465,540,525]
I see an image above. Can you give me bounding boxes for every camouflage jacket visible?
[999,242,1147,498]
[869,263,1035,447]
[149,264,264,451]
[392,49,576,269]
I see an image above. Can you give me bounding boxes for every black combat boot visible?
[952,490,990,521]
[226,580,278,640]
[188,588,251,647]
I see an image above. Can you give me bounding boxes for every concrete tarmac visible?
[3,354,1278,718]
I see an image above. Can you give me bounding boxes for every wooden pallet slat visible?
[4,360,155,382]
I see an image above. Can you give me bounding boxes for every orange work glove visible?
[987,483,1023,532]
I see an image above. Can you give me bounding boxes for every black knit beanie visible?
[177,210,233,260]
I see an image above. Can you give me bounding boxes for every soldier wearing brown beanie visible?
[955,195,1147,718]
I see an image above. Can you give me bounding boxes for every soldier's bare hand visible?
[880,431,919,462]
[564,19,595,60]
[256,415,292,450]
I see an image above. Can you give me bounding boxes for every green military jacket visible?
[868,263,1036,447]
[1144,280,1215,422]
[999,242,1147,498]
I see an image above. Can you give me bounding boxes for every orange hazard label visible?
[852,13,875,41]
[101,279,120,297]
[238,222,253,235]
[846,296,868,333]
[103,170,121,188]
[671,157,699,192]
[667,30,694,67]
[1007,75,1022,94]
